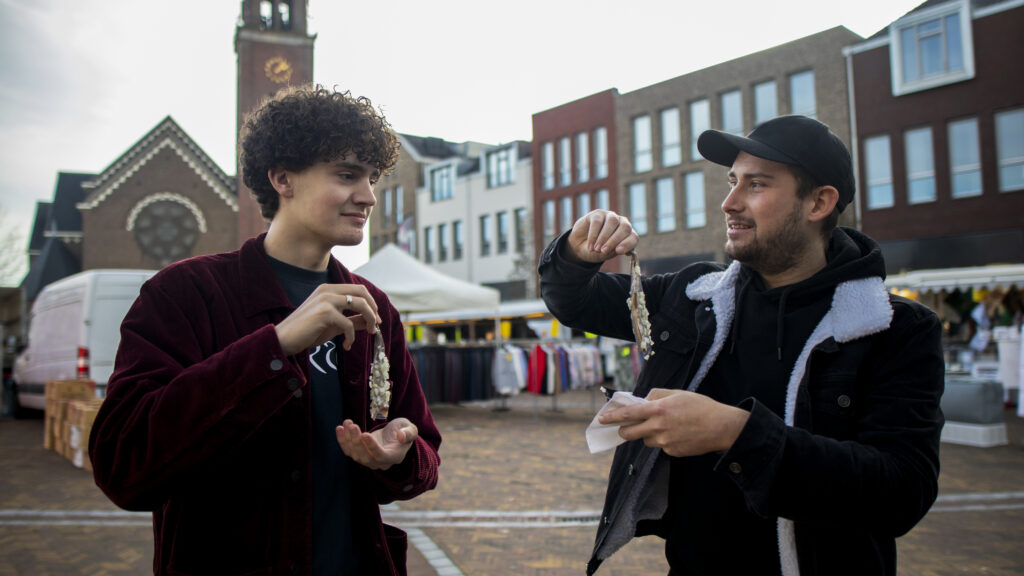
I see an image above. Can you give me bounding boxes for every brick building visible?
[846,0,1024,273]
[616,26,862,273]
[531,89,620,272]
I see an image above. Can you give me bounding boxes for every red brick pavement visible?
[2,389,1023,575]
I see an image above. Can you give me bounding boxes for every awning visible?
[406,298,551,325]
[885,264,1024,294]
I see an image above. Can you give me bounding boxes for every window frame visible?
[655,177,676,233]
[628,182,648,236]
[594,126,609,179]
[685,171,706,229]
[660,107,682,167]
[864,135,895,210]
[947,117,982,199]
[889,0,975,96]
[633,115,653,173]
[904,126,936,204]
[996,108,1024,193]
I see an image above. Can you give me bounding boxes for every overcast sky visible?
[0,0,925,284]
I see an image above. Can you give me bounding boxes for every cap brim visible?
[697,130,799,168]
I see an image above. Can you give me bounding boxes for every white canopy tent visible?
[885,263,1024,294]
[352,244,500,313]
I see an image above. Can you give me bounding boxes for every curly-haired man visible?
[91,85,441,576]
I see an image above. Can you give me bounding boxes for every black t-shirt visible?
[269,256,356,575]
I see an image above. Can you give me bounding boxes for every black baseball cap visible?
[697,115,855,212]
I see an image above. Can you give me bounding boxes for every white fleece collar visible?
[684,264,893,576]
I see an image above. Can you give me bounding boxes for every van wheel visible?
[6,382,36,420]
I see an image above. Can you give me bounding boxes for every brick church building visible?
[22,0,313,302]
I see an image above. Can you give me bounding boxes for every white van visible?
[12,269,155,411]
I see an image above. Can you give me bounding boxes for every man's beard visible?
[724,201,810,277]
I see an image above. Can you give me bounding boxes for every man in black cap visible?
[539,115,944,575]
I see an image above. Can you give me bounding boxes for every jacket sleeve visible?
[88,275,304,511]
[367,291,441,504]
[717,299,944,537]
[538,232,671,341]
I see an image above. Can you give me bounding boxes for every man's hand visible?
[275,284,381,355]
[335,418,419,471]
[566,210,640,264]
[598,388,750,457]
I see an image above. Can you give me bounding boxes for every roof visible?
[400,134,462,161]
[885,263,1024,293]
[865,0,1014,40]
[49,172,93,232]
[19,238,81,301]
[27,202,52,253]
[78,116,237,212]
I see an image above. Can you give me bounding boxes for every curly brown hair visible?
[239,84,400,219]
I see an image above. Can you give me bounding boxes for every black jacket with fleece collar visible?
[538,227,944,576]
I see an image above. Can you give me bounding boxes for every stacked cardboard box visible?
[43,379,95,454]
[66,398,104,470]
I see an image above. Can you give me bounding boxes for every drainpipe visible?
[844,46,862,231]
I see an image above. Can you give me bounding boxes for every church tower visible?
[235,0,315,244]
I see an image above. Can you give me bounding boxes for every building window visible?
[655,177,675,232]
[633,115,652,173]
[514,208,528,254]
[594,126,609,179]
[394,185,403,225]
[661,108,681,167]
[560,196,574,232]
[497,211,509,254]
[430,165,453,202]
[576,132,590,182]
[690,99,710,161]
[789,71,816,119]
[382,187,391,221]
[595,189,609,211]
[890,0,974,96]
[542,142,555,190]
[905,127,936,204]
[629,182,647,236]
[487,146,515,188]
[480,214,492,257]
[423,226,433,263]
[577,192,591,219]
[437,223,448,262]
[721,90,743,135]
[542,200,556,247]
[864,135,894,209]
[754,80,777,126]
[453,220,464,260]
[685,171,706,229]
[948,118,982,198]
[559,137,572,187]
[996,108,1024,192]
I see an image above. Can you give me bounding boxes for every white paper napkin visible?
[585,391,648,454]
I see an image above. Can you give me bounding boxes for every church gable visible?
[77,117,240,269]
[78,116,237,213]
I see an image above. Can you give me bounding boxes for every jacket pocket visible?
[808,374,857,438]
[383,523,408,576]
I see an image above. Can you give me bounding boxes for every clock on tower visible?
[235,0,315,245]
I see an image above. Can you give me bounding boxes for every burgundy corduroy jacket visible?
[89,234,441,576]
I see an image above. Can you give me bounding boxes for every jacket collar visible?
[237,233,357,318]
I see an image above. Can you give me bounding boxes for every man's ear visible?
[268,166,293,198]
[808,185,839,223]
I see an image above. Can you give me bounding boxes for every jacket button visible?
[403,484,414,492]
[293,389,303,399]
[603,516,610,526]
[287,378,299,391]
[627,464,635,476]
[270,359,283,371]
[728,462,742,474]
[837,395,851,408]
[659,330,670,341]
